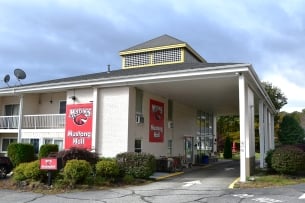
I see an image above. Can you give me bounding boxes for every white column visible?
[239,73,247,182]
[264,105,269,153]
[270,114,275,149]
[247,88,255,160]
[91,87,98,152]
[17,94,24,143]
[213,115,217,153]
[259,101,265,168]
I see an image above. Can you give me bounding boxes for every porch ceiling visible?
[135,75,240,115]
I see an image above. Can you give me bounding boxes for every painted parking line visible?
[228,177,240,189]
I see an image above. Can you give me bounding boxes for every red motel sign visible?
[40,158,58,170]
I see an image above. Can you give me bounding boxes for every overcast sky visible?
[0,0,304,112]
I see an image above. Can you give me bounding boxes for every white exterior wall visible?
[97,87,129,157]
[171,102,197,157]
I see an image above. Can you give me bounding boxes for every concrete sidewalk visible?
[150,159,232,180]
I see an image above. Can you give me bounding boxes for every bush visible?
[24,160,46,181]
[57,147,98,169]
[13,163,28,181]
[8,143,35,167]
[38,144,59,159]
[13,160,46,181]
[96,159,120,179]
[223,137,232,159]
[116,152,156,179]
[278,115,305,144]
[271,145,305,175]
[63,159,92,187]
[265,149,275,170]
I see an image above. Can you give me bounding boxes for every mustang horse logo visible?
[73,113,88,125]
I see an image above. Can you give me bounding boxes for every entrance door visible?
[184,137,193,164]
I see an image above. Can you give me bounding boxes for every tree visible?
[262,81,287,111]
[223,137,232,159]
[278,115,305,144]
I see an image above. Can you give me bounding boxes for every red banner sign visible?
[40,158,57,170]
[149,99,164,142]
[65,103,93,150]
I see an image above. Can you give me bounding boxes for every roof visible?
[21,62,243,87]
[120,34,186,52]
[120,34,206,62]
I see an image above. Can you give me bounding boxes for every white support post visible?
[270,114,275,149]
[91,87,98,152]
[17,94,24,143]
[264,108,270,153]
[213,115,217,153]
[239,73,247,182]
[259,101,265,168]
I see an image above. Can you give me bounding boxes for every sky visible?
[0,0,304,113]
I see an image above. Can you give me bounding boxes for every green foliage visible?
[38,144,58,159]
[116,152,156,179]
[63,159,92,187]
[265,149,275,170]
[271,145,305,174]
[13,160,46,181]
[8,143,35,167]
[123,174,135,184]
[278,115,305,144]
[13,163,28,181]
[223,137,232,159]
[96,159,120,179]
[57,147,98,169]
[262,81,287,111]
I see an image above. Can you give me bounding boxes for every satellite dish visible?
[3,74,10,87]
[14,68,26,81]
[4,74,10,83]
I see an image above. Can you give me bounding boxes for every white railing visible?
[0,116,19,129]
[0,114,65,129]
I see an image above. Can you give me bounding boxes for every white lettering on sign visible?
[68,130,91,137]
[73,138,85,145]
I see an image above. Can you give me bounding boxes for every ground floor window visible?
[44,138,63,151]
[22,138,39,154]
[1,138,17,152]
[135,139,142,153]
[167,140,172,156]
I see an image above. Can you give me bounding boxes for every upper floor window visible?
[5,104,19,116]
[59,101,66,114]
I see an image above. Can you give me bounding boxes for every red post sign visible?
[40,158,57,170]
[149,99,164,142]
[65,103,93,150]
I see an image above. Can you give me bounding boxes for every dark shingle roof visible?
[23,62,243,86]
[121,34,186,52]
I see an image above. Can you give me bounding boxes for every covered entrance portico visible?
[132,63,275,182]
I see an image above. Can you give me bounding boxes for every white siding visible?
[98,87,129,157]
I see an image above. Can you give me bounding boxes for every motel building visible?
[0,35,275,182]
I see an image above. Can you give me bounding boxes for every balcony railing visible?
[0,114,65,129]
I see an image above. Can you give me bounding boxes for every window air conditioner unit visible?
[168,121,174,128]
[136,115,144,124]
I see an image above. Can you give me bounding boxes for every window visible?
[1,138,17,152]
[135,139,142,153]
[135,88,143,114]
[22,138,39,154]
[168,100,173,121]
[5,104,19,116]
[167,140,172,156]
[54,140,63,151]
[59,101,66,114]
[44,138,53,144]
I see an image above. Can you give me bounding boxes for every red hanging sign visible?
[64,103,93,150]
[149,99,164,142]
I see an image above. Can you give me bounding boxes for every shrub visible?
[13,160,46,181]
[63,159,92,187]
[24,160,46,181]
[8,143,35,167]
[278,115,305,144]
[116,152,156,179]
[271,145,305,175]
[265,149,275,170]
[96,159,120,179]
[57,147,98,169]
[38,144,59,159]
[223,137,232,159]
[13,163,28,181]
